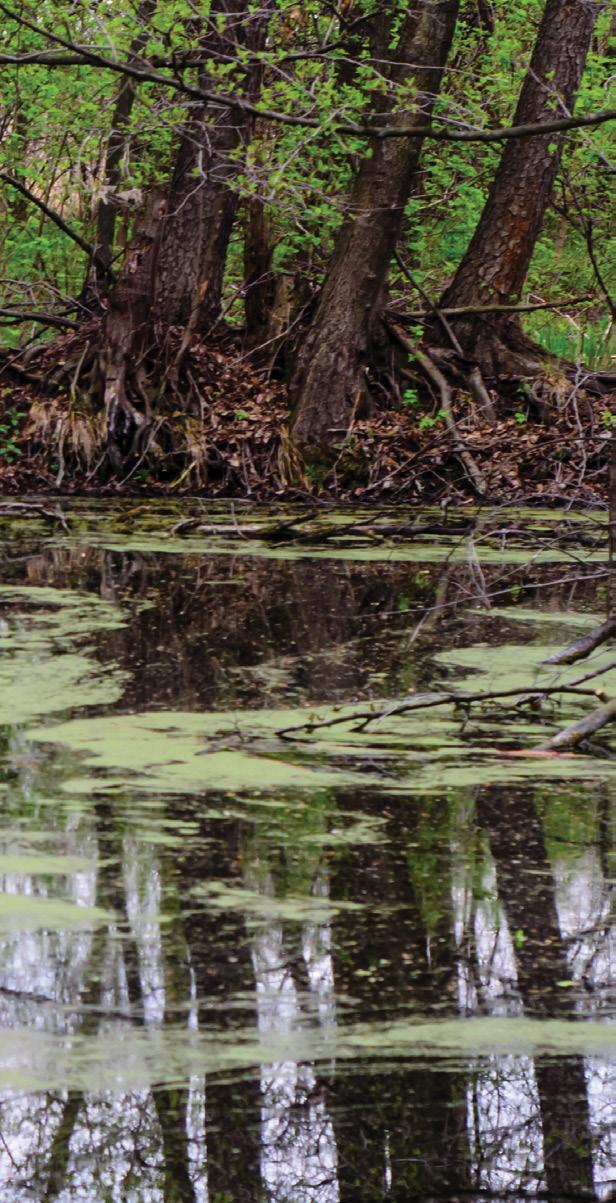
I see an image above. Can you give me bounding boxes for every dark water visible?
[0,501,614,1202]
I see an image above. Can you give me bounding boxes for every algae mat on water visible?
[0,1017,613,1092]
[28,694,616,800]
[0,584,128,724]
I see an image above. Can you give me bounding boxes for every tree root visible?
[388,321,487,495]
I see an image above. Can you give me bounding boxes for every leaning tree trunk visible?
[290,0,460,457]
[100,190,167,467]
[435,0,598,378]
[153,0,274,336]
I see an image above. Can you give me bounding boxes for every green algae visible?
[29,709,388,794]
[0,852,94,875]
[0,1015,612,1093]
[0,652,126,725]
[0,584,127,724]
[0,500,614,1121]
[193,880,361,925]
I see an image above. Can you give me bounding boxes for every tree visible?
[0,0,614,488]
[153,0,275,335]
[99,1,275,463]
[433,0,600,379]
[290,0,460,457]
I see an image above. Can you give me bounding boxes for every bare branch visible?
[0,307,79,329]
[275,684,604,739]
[393,295,595,319]
[542,697,616,751]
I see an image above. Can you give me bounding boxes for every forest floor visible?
[0,330,613,505]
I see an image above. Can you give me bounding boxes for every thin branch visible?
[0,307,79,329]
[0,173,111,275]
[0,5,614,144]
[275,684,603,739]
[374,107,616,143]
[393,295,595,319]
[394,250,463,353]
[388,322,488,494]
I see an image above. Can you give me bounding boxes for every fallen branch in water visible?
[541,697,616,751]
[544,615,616,665]
[275,684,603,739]
[0,501,69,528]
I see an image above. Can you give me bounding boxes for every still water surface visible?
[0,501,614,1201]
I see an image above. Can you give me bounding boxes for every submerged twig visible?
[0,501,69,529]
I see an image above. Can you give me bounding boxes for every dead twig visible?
[275,684,602,739]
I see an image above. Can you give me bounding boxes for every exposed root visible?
[0,318,614,501]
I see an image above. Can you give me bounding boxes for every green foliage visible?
[0,406,22,463]
[0,0,614,365]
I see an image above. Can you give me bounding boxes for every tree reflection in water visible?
[0,512,613,1201]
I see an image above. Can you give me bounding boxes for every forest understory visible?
[1,0,615,504]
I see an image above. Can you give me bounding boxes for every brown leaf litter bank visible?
[0,330,613,504]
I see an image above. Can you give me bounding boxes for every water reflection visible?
[0,505,613,1201]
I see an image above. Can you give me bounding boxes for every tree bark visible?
[96,2,273,467]
[436,0,599,378]
[243,190,276,351]
[290,0,460,457]
[100,189,166,465]
[154,0,274,334]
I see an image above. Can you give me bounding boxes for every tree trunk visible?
[243,190,276,351]
[154,0,274,335]
[436,0,598,378]
[96,2,273,468]
[290,0,460,457]
[100,189,166,466]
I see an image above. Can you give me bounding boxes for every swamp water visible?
[0,500,614,1202]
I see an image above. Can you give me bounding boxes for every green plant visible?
[402,387,419,407]
[0,406,21,463]
[419,409,446,431]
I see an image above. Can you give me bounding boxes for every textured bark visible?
[290,0,460,455]
[242,179,278,352]
[154,0,274,333]
[96,2,273,468]
[438,0,599,377]
[100,190,166,464]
